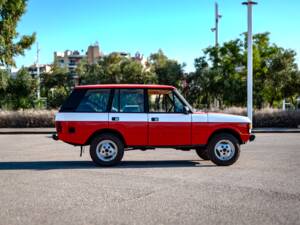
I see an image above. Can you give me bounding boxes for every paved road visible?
[0,134,299,225]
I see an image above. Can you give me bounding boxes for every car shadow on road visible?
[0,160,216,170]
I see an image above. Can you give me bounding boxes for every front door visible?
[147,89,192,146]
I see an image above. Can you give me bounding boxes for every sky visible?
[15,0,300,72]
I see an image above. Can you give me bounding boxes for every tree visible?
[77,53,157,85]
[40,62,72,108]
[0,0,36,67]
[149,49,185,88]
[0,69,9,101]
[263,48,299,107]
[6,68,37,109]
[191,32,300,109]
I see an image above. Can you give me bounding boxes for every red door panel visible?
[148,114,192,146]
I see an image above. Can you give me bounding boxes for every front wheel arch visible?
[207,128,243,145]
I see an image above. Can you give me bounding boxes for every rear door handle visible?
[112,117,119,121]
[151,117,159,122]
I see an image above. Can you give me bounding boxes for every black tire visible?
[208,133,240,166]
[195,148,210,160]
[90,134,124,166]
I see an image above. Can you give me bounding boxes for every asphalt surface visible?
[0,134,299,225]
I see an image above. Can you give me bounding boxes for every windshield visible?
[174,89,194,112]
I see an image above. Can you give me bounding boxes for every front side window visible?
[76,89,110,112]
[148,89,185,113]
[111,89,145,113]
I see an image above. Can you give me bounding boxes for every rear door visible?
[147,89,192,146]
[108,89,148,146]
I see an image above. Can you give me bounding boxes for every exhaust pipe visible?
[52,133,59,141]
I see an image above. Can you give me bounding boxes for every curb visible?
[252,129,300,133]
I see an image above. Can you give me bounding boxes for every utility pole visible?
[211,2,222,108]
[36,42,40,100]
[211,2,222,47]
[242,0,257,122]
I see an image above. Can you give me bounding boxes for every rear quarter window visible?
[59,89,86,112]
[75,89,111,112]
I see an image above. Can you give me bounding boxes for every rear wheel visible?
[90,134,124,166]
[208,133,240,166]
[195,148,210,160]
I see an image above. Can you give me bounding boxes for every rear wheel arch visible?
[85,128,126,146]
[207,128,243,145]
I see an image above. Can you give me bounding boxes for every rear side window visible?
[76,89,110,112]
[59,89,86,112]
[111,89,145,113]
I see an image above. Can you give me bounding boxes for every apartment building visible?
[54,43,102,72]
[27,64,52,77]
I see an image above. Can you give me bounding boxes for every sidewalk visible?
[252,128,300,133]
[0,127,299,134]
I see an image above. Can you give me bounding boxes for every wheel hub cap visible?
[214,140,235,161]
[96,140,118,162]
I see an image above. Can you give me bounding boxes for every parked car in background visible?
[53,84,255,166]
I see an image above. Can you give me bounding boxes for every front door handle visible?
[112,117,119,121]
[151,117,159,122]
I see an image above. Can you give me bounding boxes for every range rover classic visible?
[53,84,255,166]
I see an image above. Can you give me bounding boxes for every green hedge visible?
[0,108,299,128]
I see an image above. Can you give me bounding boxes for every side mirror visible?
[183,106,190,114]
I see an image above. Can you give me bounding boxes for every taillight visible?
[56,121,62,133]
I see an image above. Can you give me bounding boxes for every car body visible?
[54,84,255,166]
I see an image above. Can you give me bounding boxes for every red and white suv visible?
[54,84,255,166]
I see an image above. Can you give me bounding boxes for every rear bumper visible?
[249,134,255,142]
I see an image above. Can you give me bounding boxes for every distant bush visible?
[0,110,56,128]
[212,107,300,128]
[253,109,300,128]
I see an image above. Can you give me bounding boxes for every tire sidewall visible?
[90,134,124,166]
[208,133,240,166]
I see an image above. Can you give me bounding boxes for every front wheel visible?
[208,133,240,166]
[90,134,124,166]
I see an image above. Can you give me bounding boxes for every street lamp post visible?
[242,0,257,122]
[211,2,222,47]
